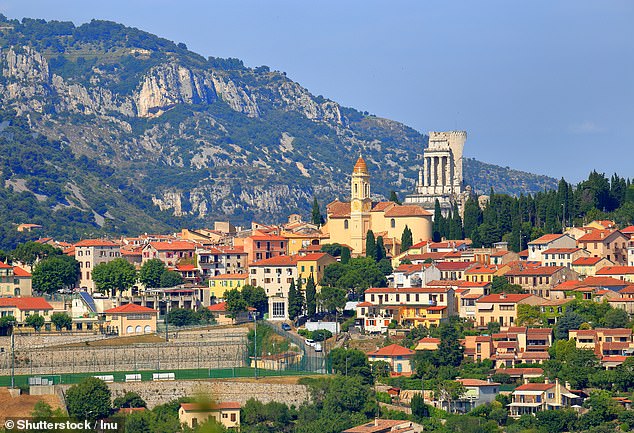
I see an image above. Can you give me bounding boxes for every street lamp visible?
[252,311,259,380]
[10,320,16,389]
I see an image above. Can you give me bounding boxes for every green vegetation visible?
[92,257,137,297]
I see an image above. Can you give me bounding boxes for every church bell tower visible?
[350,156,372,255]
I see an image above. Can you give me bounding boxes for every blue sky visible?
[1,0,632,182]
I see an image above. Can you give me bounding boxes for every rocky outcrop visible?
[135,64,217,117]
[210,73,260,117]
[276,80,342,123]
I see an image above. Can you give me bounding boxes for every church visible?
[321,156,433,257]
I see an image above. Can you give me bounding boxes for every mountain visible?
[0,17,558,245]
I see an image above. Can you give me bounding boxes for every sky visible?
[1,0,632,182]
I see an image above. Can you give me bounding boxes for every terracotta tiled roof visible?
[394,263,425,274]
[429,240,470,249]
[371,201,394,212]
[0,262,12,269]
[578,230,622,242]
[384,205,432,217]
[75,239,118,247]
[528,234,565,244]
[327,200,351,218]
[249,235,286,241]
[249,255,297,266]
[621,225,634,234]
[353,156,369,174]
[457,378,500,387]
[105,303,157,313]
[0,297,53,310]
[542,248,581,254]
[208,302,228,312]
[367,344,415,357]
[210,273,248,280]
[514,383,554,391]
[148,241,197,251]
[583,276,629,287]
[572,257,605,266]
[505,266,564,276]
[519,352,550,360]
[357,301,373,307]
[364,287,450,294]
[436,261,476,271]
[180,402,241,411]
[477,293,532,303]
[465,265,498,274]
[419,337,440,343]
[12,266,31,277]
[494,367,544,376]
[596,266,634,275]
[491,250,511,257]
[297,253,334,262]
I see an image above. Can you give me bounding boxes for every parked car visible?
[305,338,315,347]
[281,323,292,331]
[314,342,322,352]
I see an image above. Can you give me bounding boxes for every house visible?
[595,266,634,283]
[248,255,298,320]
[196,246,247,279]
[569,328,634,356]
[587,220,617,230]
[74,239,121,291]
[175,264,200,284]
[296,252,337,286]
[493,367,544,382]
[490,327,552,367]
[464,264,508,283]
[282,231,322,256]
[436,261,477,280]
[621,226,634,240]
[527,234,576,263]
[609,285,634,314]
[142,241,197,268]
[475,293,545,329]
[102,303,157,336]
[509,379,581,417]
[0,263,32,297]
[390,263,440,288]
[462,335,494,362]
[179,402,240,429]
[489,249,520,266]
[505,266,578,298]
[358,286,456,331]
[453,379,501,413]
[342,419,423,433]
[540,248,588,268]
[243,233,287,264]
[208,273,248,300]
[628,241,634,266]
[0,297,53,325]
[207,302,254,325]
[428,240,470,253]
[577,230,629,265]
[571,256,613,277]
[415,337,440,351]
[367,344,415,375]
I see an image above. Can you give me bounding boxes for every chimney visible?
[600,232,605,239]
[375,418,379,427]
[544,378,549,384]
[500,293,506,299]
[524,378,529,385]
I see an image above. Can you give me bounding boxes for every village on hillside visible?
[1,133,634,432]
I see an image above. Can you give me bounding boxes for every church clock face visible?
[351,200,361,212]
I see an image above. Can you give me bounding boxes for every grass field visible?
[0,366,320,388]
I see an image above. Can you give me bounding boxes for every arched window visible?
[144,325,151,333]
[354,184,358,195]
[365,184,369,196]
[126,326,133,335]
[390,218,396,228]
[344,220,349,229]
[135,325,142,334]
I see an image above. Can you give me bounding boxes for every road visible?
[266,320,327,373]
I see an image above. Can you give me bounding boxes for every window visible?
[344,220,349,229]
[230,413,236,422]
[391,218,395,228]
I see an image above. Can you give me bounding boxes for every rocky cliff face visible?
[0,18,557,229]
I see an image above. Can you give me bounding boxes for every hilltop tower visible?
[405,131,470,217]
[350,156,372,254]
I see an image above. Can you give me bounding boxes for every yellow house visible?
[464,264,509,283]
[571,256,613,277]
[321,157,432,257]
[209,273,248,299]
[0,297,53,324]
[367,344,415,375]
[179,402,240,429]
[103,303,157,336]
[282,232,322,256]
[296,252,337,286]
[475,293,545,329]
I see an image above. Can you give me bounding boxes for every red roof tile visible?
[0,297,53,310]
[12,266,31,277]
[529,234,565,244]
[515,383,554,391]
[327,200,351,218]
[208,302,228,312]
[210,273,248,280]
[458,378,500,387]
[477,293,532,303]
[148,241,197,251]
[436,261,476,271]
[105,303,157,314]
[542,248,581,254]
[367,344,415,357]
[578,230,623,243]
[384,205,432,217]
[75,239,118,247]
[249,255,297,266]
[596,266,634,275]
[371,201,395,212]
[572,257,605,266]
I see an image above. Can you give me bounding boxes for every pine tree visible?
[389,190,401,205]
[340,246,351,264]
[287,279,303,320]
[311,197,324,226]
[306,274,317,317]
[432,199,443,242]
[366,230,376,259]
[376,236,386,262]
[401,225,413,252]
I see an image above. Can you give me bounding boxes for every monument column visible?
[430,157,436,190]
[445,156,451,188]
[423,157,429,187]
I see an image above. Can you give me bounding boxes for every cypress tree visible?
[432,199,443,242]
[401,225,413,251]
[463,196,482,239]
[311,197,324,226]
[340,246,351,264]
[287,279,303,320]
[366,230,376,259]
[376,236,386,262]
[389,190,402,205]
[306,274,317,317]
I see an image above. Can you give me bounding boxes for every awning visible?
[508,402,542,407]
[513,391,545,396]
